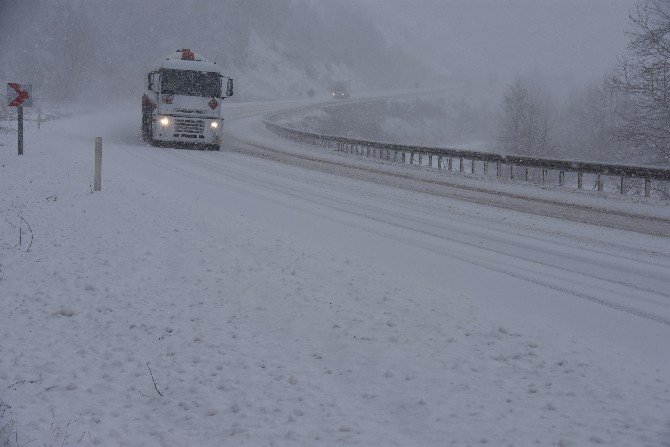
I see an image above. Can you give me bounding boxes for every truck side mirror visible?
[226,78,234,98]
[148,72,160,92]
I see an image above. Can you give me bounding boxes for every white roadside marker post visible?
[94,137,102,192]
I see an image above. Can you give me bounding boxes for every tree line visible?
[498,0,669,165]
[0,0,424,103]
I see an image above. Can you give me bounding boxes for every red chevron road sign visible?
[7,83,32,107]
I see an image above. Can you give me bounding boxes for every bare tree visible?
[555,83,622,161]
[607,0,670,164]
[498,78,553,156]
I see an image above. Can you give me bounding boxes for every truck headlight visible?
[210,121,219,129]
[159,117,170,127]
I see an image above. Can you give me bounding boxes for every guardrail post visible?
[402,152,406,163]
[459,158,464,172]
[542,168,546,184]
[386,149,390,161]
[367,147,371,157]
[577,171,583,189]
[645,178,651,197]
[559,170,564,186]
[418,153,422,165]
[437,156,442,170]
[525,168,529,182]
[597,174,603,192]
[496,162,501,177]
[471,160,476,174]
[428,154,432,167]
[483,162,488,175]
[620,176,625,195]
[410,153,414,165]
[510,165,514,179]
[37,110,42,130]
[449,157,453,171]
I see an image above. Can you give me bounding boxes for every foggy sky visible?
[354,0,636,83]
[0,0,641,101]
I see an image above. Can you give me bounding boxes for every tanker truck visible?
[142,49,233,150]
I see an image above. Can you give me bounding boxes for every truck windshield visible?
[160,69,221,97]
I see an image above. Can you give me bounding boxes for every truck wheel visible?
[148,124,156,146]
[141,112,151,142]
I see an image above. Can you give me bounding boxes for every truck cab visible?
[142,49,233,150]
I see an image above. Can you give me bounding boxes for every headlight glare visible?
[159,117,170,127]
[210,121,219,129]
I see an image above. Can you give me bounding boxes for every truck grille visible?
[175,118,204,135]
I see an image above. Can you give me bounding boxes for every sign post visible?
[6,83,32,155]
[17,107,23,155]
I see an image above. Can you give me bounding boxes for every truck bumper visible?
[153,116,222,147]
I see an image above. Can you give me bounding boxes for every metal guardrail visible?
[264,118,670,199]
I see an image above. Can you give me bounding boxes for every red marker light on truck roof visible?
[180,49,195,60]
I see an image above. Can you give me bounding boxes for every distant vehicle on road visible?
[331,82,350,99]
[142,49,234,150]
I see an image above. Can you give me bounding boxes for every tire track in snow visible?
[117,143,670,328]
[228,134,670,237]
[183,149,670,301]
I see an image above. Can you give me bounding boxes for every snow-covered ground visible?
[1,100,669,446]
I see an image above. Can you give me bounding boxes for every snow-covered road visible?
[1,101,669,446]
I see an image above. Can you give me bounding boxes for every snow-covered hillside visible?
[0,0,426,102]
[1,102,669,446]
